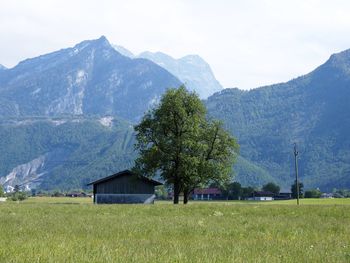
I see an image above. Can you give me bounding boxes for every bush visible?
[0,184,5,197]
[10,192,28,201]
[304,189,322,198]
[155,185,168,200]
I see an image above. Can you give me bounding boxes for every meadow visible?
[0,198,349,263]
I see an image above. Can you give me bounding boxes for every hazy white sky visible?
[1,0,350,89]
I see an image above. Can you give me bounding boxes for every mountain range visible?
[0,36,181,122]
[113,45,223,99]
[0,36,349,192]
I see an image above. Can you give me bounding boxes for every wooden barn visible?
[87,170,162,204]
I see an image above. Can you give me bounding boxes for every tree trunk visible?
[173,181,180,204]
[183,191,189,204]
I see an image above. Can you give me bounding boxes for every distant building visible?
[274,191,292,200]
[321,193,334,199]
[247,191,274,201]
[65,192,86,197]
[192,188,222,200]
[87,170,162,204]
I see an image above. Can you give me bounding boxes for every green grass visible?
[1,198,350,262]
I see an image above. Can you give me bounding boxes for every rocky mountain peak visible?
[138,51,222,98]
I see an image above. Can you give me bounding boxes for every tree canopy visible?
[0,184,4,197]
[134,86,239,204]
[262,182,280,195]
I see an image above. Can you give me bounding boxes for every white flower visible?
[198,220,205,226]
[213,211,223,216]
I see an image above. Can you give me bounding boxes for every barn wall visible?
[95,173,155,194]
[95,194,156,204]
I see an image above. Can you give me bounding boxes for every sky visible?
[1,0,350,89]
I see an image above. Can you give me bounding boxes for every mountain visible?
[206,49,350,191]
[112,44,135,58]
[111,45,223,98]
[0,116,136,191]
[1,37,350,192]
[0,36,181,122]
[0,64,6,70]
[138,51,222,99]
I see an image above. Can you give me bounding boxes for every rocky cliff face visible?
[0,36,181,122]
[0,155,47,191]
[112,45,223,99]
[138,52,223,99]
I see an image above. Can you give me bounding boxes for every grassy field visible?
[0,198,350,262]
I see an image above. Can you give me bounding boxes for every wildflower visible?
[198,220,205,227]
[213,211,223,216]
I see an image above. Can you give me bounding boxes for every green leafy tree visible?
[262,182,280,195]
[241,186,255,199]
[14,185,20,193]
[134,86,239,204]
[291,180,304,199]
[230,182,243,200]
[221,182,242,200]
[304,189,322,198]
[0,184,5,197]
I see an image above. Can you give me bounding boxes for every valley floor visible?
[0,198,349,262]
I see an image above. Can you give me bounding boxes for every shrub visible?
[304,189,322,198]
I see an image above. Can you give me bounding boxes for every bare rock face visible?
[0,155,47,191]
[112,45,223,99]
[0,36,181,122]
[138,51,223,99]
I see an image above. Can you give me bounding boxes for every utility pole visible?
[294,143,300,205]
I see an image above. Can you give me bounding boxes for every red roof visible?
[193,188,222,195]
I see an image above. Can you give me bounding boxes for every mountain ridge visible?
[113,45,223,98]
[206,49,350,191]
[0,36,182,122]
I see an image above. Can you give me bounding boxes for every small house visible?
[87,170,162,204]
[274,191,292,200]
[192,188,222,200]
[247,191,274,201]
[321,193,333,199]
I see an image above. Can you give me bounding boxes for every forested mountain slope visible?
[207,49,350,190]
[0,117,136,191]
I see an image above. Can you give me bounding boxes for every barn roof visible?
[252,191,275,197]
[193,188,222,195]
[87,170,163,186]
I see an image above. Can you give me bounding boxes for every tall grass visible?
[0,198,349,262]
